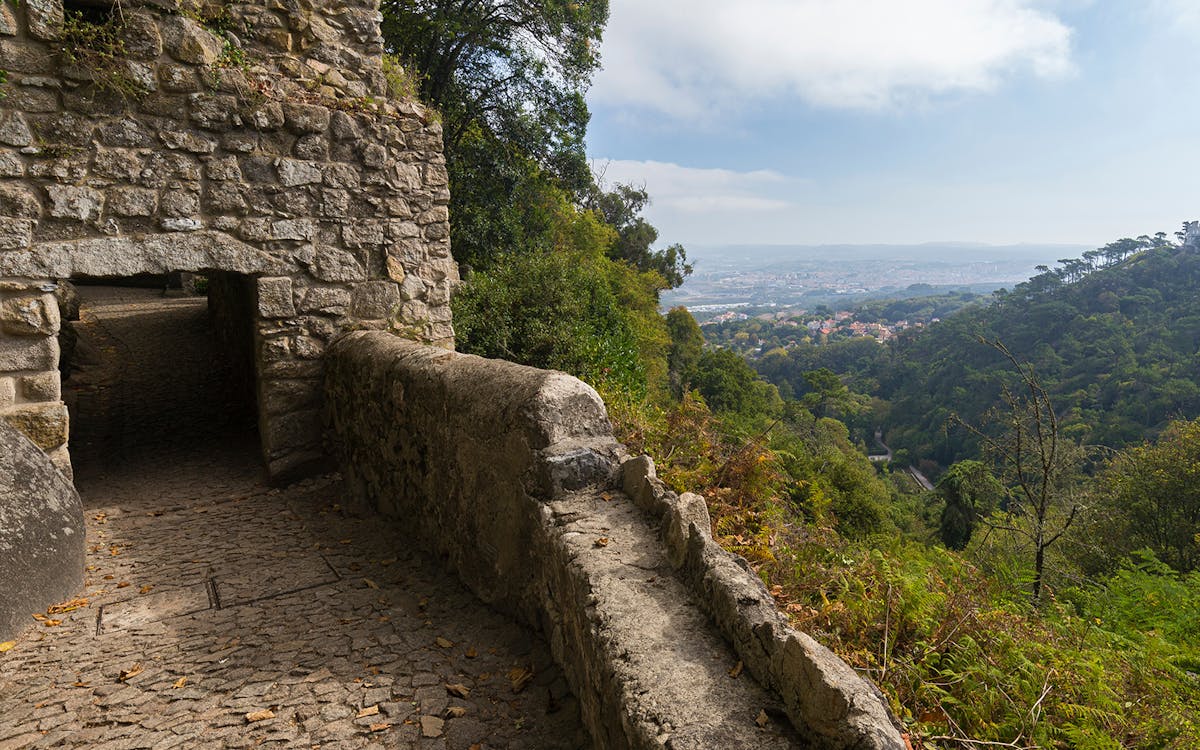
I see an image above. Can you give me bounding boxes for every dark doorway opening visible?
[61,272,260,485]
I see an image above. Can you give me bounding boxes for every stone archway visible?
[0,0,458,481]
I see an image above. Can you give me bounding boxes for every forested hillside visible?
[881,237,1200,464]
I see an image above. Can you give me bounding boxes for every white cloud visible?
[591,0,1074,117]
[594,159,794,214]
[1152,0,1200,29]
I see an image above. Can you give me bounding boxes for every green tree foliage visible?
[1099,417,1200,572]
[587,183,691,287]
[690,348,778,419]
[381,0,608,267]
[935,460,1003,550]
[664,307,704,397]
[451,196,665,395]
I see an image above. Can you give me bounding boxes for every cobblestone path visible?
[0,288,588,749]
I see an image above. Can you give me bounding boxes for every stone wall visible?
[0,420,84,641]
[0,0,455,479]
[324,331,906,750]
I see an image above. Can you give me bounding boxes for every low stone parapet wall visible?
[324,331,905,750]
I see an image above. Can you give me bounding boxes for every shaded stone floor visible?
[0,287,588,749]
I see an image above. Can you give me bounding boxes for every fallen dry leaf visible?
[363,578,379,589]
[445,683,470,698]
[465,646,477,659]
[41,619,63,628]
[728,660,744,679]
[755,709,769,728]
[245,709,275,723]
[118,664,144,682]
[369,722,391,732]
[600,492,613,501]
[508,666,534,693]
[0,641,14,653]
[139,585,154,595]
[594,537,609,548]
[48,598,88,615]
[435,636,454,649]
[356,705,380,718]
[116,582,130,589]
[445,706,467,718]
[109,546,120,556]
[173,677,188,689]
[103,574,115,581]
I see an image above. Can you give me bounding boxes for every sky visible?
[585,0,1200,248]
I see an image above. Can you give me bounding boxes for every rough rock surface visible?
[324,331,907,749]
[0,420,84,641]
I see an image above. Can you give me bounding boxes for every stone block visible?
[107,187,158,217]
[0,152,24,177]
[399,274,425,301]
[323,163,360,189]
[161,16,223,65]
[160,187,200,218]
[0,294,59,336]
[351,281,400,319]
[2,402,68,450]
[0,111,33,147]
[276,158,323,186]
[25,0,63,41]
[160,129,217,153]
[261,378,319,416]
[206,155,242,181]
[46,185,103,222]
[0,421,84,641]
[257,277,296,319]
[0,184,41,218]
[342,220,385,248]
[270,219,315,241]
[0,2,15,35]
[98,118,153,147]
[247,101,285,130]
[19,371,59,402]
[93,148,142,180]
[310,245,367,283]
[294,134,328,160]
[284,103,331,134]
[203,182,247,214]
[189,94,239,131]
[330,111,362,141]
[159,64,200,93]
[0,376,13,407]
[0,332,57,371]
[299,286,351,315]
[123,11,163,59]
[161,217,202,232]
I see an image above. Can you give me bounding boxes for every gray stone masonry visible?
[324,331,907,750]
[0,0,456,481]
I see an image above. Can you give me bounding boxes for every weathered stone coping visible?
[323,331,905,749]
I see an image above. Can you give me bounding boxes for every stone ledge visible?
[324,331,906,749]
